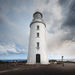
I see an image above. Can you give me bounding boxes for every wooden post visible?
[62,56,64,67]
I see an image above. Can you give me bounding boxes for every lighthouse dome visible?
[33,11,43,19]
[30,11,46,27]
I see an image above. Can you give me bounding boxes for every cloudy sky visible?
[0,0,75,60]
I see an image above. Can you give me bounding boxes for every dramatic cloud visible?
[0,0,75,59]
[32,0,75,59]
[0,42,27,55]
[46,0,75,59]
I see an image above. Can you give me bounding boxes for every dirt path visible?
[0,63,75,75]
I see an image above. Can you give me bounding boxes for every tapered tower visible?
[27,11,49,64]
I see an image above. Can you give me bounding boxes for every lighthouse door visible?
[36,54,40,63]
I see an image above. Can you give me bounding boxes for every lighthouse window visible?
[37,33,39,37]
[37,26,39,30]
[37,42,39,49]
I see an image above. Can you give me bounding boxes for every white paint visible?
[27,12,49,64]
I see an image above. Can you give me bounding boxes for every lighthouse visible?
[27,11,49,64]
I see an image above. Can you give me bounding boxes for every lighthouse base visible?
[27,61,49,64]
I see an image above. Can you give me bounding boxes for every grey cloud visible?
[59,0,75,28]
[44,0,75,58]
[64,0,75,27]
[59,0,69,6]
[61,32,74,41]
[0,7,2,12]
[45,0,50,4]
[58,0,75,42]
[0,18,3,24]
[0,42,26,55]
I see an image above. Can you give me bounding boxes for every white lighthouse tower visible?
[27,11,49,64]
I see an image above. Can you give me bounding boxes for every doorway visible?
[36,54,40,63]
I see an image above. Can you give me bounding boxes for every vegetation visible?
[0,61,9,64]
[49,60,57,62]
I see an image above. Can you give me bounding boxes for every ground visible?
[0,63,75,75]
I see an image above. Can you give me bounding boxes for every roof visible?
[33,11,43,18]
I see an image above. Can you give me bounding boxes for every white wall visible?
[27,21,49,64]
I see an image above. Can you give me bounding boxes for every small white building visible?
[27,11,49,64]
